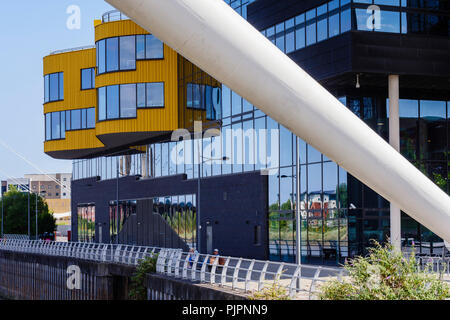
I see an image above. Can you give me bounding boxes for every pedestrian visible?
[209,249,220,265]
[188,247,198,267]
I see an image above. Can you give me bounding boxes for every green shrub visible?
[319,241,450,300]
[249,274,291,300]
[129,254,159,300]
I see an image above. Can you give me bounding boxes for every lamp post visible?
[1,192,3,238]
[278,138,302,266]
[35,186,38,240]
[27,186,30,239]
[116,156,120,244]
[296,137,301,265]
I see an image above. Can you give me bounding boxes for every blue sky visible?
[0,1,114,179]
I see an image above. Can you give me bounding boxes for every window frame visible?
[97,82,165,122]
[44,72,64,103]
[81,68,96,91]
[96,34,165,76]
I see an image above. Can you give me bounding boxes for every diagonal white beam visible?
[105,0,450,243]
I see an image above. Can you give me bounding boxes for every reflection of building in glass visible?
[43,1,449,263]
[77,204,95,243]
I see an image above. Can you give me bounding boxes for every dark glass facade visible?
[72,1,449,263]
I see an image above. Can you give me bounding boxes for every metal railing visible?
[2,234,30,240]
[0,239,344,299]
[50,45,96,56]
[1,240,447,299]
[102,10,129,23]
[156,248,345,299]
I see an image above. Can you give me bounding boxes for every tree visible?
[0,187,56,237]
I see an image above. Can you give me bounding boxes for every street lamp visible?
[1,192,3,238]
[27,186,30,238]
[278,137,302,266]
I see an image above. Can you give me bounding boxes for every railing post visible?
[288,265,302,297]
[258,262,269,291]
[200,255,210,283]
[309,266,322,300]
[210,256,219,285]
[220,258,230,287]
[191,253,200,281]
[232,258,243,290]
[245,260,255,292]
[174,251,183,278]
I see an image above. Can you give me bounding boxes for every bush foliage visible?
[319,241,450,300]
[129,254,158,300]
[249,273,291,300]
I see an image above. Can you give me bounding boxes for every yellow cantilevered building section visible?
[43,16,222,160]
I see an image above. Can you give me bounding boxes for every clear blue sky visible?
[0,1,114,179]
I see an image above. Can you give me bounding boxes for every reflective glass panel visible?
[98,40,106,74]
[147,83,164,107]
[146,35,164,59]
[107,85,120,119]
[59,72,64,100]
[120,36,136,70]
[98,87,106,121]
[81,68,93,90]
[329,13,340,37]
[317,17,328,42]
[136,35,145,59]
[341,8,351,32]
[81,109,87,128]
[137,83,146,107]
[49,73,59,101]
[44,75,49,102]
[87,108,95,128]
[120,84,137,118]
[306,20,316,46]
[106,37,119,72]
[45,114,51,141]
[376,11,400,33]
[71,109,81,130]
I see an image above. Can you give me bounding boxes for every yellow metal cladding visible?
[43,48,105,158]
[44,130,104,158]
[95,19,179,143]
[43,48,97,114]
[95,19,149,42]
[43,18,222,160]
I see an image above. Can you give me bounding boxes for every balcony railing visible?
[50,45,96,56]
[102,10,129,23]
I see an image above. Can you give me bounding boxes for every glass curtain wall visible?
[153,195,197,249]
[72,0,449,262]
[109,200,137,243]
[77,204,96,242]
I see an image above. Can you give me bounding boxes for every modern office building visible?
[43,0,449,262]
